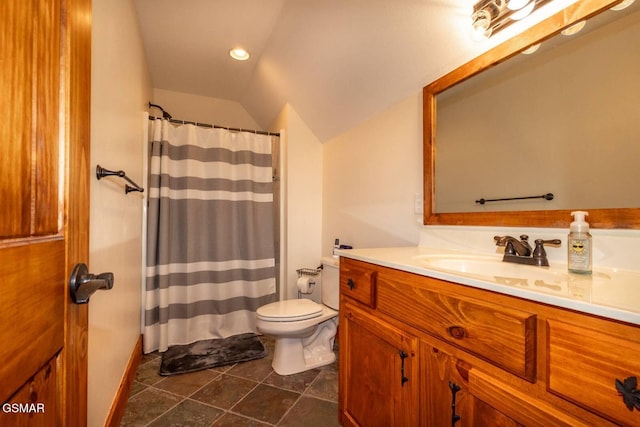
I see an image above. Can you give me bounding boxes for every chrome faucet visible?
[494,235,561,267]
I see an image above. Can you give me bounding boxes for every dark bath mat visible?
[159,333,267,376]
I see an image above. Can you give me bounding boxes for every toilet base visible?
[271,318,337,375]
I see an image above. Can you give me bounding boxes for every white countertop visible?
[337,246,640,326]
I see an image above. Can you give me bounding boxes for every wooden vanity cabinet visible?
[339,257,640,427]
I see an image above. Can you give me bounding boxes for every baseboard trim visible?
[105,335,143,427]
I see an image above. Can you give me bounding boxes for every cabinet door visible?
[421,342,587,427]
[421,341,475,427]
[422,341,527,427]
[339,302,419,427]
[547,319,640,426]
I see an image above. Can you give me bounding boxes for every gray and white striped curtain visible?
[143,119,277,353]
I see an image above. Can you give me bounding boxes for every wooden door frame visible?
[62,0,91,424]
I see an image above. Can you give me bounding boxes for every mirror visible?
[424,0,640,229]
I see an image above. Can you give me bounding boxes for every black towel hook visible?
[96,165,144,194]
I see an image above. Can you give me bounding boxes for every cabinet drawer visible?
[469,369,591,427]
[377,270,536,381]
[547,319,640,426]
[340,258,377,308]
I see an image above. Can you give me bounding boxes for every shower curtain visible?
[143,119,278,353]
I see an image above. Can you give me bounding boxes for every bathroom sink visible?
[413,254,504,275]
[411,253,572,289]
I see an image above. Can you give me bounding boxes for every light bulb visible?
[507,0,532,10]
[510,0,536,20]
[471,9,492,39]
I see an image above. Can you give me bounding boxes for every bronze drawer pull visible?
[347,278,355,290]
[447,326,467,340]
[615,376,640,411]
[449,382,461,426]
[399,350,409,387]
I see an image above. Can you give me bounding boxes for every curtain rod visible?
[148,102,172,119]
[148,115,280,137]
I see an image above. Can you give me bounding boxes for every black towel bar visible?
[476,193,554,205]
[96,165,144,194]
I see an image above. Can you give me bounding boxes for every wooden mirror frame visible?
[423,0,640,229]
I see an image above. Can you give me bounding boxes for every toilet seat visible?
[256,299,323,322]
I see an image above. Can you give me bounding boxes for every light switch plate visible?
[414,193,423,214]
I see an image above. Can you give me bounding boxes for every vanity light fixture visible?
[611,0,635,10]
[472,9,494,38]
[229,47,250,61]
[471,0,552,39]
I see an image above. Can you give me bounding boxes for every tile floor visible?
[121,337,341,426]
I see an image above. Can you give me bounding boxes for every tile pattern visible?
[121,337,340,426]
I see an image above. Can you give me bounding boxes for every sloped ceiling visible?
[132,0,565,141]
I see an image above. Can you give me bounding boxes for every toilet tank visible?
[321,256,340,310]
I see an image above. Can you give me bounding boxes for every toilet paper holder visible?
[296,267,322,296]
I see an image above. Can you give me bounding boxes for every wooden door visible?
[339,302,419,427]
[0,0,91,425]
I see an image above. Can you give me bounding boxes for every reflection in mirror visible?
[424,0,640,229]
[437,3,639,213]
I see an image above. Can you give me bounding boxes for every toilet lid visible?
[257,299,323,321]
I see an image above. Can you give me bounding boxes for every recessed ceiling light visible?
[229,48,250,61]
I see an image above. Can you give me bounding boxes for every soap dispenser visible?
[568,211,592,274]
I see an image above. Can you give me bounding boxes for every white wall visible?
[270,104,324,302]
[152,88,261,130]
[322,93,424,255]
[89,0,151,425]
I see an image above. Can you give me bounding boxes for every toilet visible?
[256,256,339,375]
